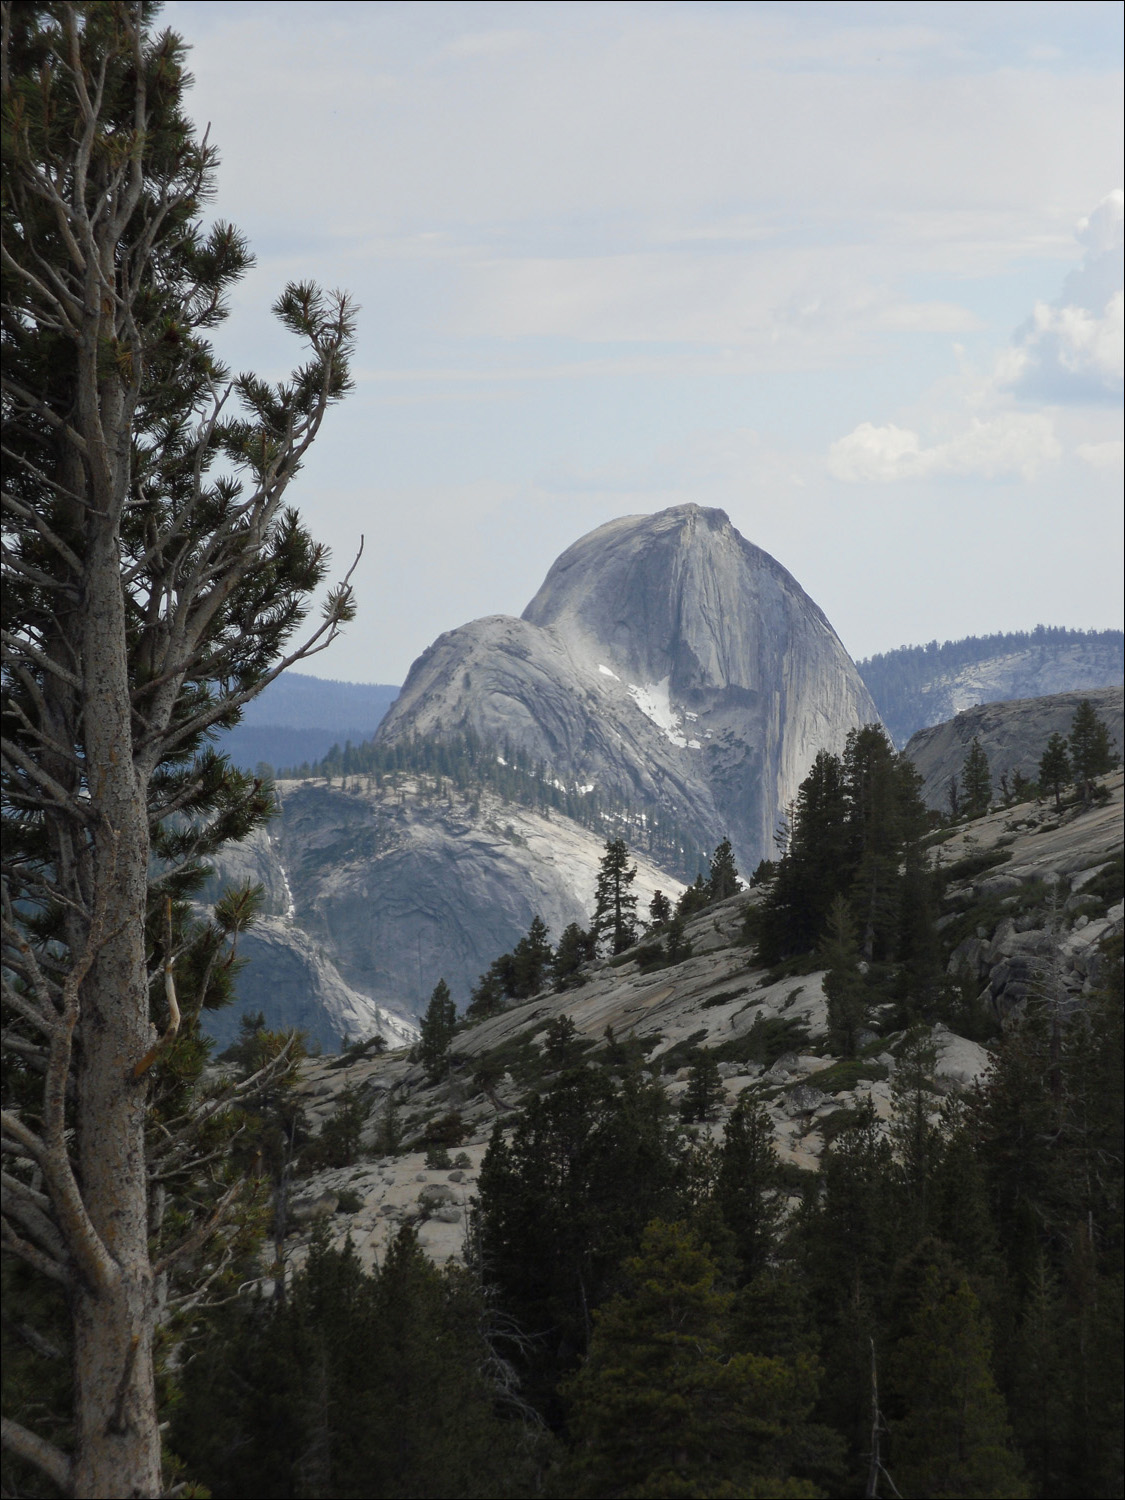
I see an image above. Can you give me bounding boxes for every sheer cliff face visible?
[378,505,878,868]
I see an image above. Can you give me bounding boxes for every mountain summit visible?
[377,504,877,868]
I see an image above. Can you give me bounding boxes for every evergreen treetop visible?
[707,836,741,901]
[592,837,639,955]
[961,736,993,819]
[1068,697,1120,802]
[419,978,457,1081]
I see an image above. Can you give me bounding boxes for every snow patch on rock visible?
[627,677,701,750]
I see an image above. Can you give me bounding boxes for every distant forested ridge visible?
[281,728,710,882]
[858,626,1124,746]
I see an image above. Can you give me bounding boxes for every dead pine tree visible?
[1,5,358,1493]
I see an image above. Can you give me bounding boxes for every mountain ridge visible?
[377,503,878,872]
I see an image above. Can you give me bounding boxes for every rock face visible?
[266,773,1123,1279]
[905,685,1124,810]
[378,505,878,871]
[206,775,681,1023]
[199,912,419,1055]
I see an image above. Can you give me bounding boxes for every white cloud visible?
[1077,190,1125,257]
[828,413,1061,483]
[1023,290,1124,387]
[1006,191,1124,401]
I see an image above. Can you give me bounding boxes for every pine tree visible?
[716,1094,783,1282]
[562,1220,821,1499]
[466,968,505,1019]
[512,914,553,997]
[679,1051,726,1122]
[592,837,638,955]
[544,1014,584,1071]
[419,979,457,1081]
[707,836,741,902]
[961,736,993,818]
[885,1253,1027,1498]
[758,748,850,963]
[553,921,597,989]
[313,1083,368,1169]
[664,910,693,964]
[820,896,870,1058]
[170,1227,539,1497]
[947,773,960,820]
[1,7,355,1491]
[648,889,673,929]
[677,872,711,920]
[1038,732,1071,812]
[1068,698,1119,803]
[473,1069,680,1418]
[895,846,944,1025]
[845,726,921,961]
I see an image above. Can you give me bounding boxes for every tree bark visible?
[68,528,161,1496]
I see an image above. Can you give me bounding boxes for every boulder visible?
[784,1085,828,1117]
[418,1183,459,1208]
[931,1029,993,1091]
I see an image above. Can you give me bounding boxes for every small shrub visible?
[328,1033,388,1069]
[942,847,1013,883]
[818,1106,867,1144]
[658,1029,710,1074]
[421,1110,468,1149]
[804,1058,889,1094]
[700,987,750,1010]
[727,1015,813,1067]
[425,1146,453,1170]
[471,1055,505,1094]
[335,1188,364,1214]
[630,942,667,973]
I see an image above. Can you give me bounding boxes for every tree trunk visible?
[69,530,162,1497]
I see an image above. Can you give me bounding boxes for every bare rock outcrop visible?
[378,504,877,871]
[905,684,1123,810]
[200,911,418,1054]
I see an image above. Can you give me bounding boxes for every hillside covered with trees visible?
[160,744,1123,1499]
[858,627,1124,746]
[281,728,712,884]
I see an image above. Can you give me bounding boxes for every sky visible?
[165,0,1124,685]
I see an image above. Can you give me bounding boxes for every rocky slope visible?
[204,916,419,1055]
[255,772,1122,1279]
[905,684,1123,809]
[205,773,683,1028]
[377,505,878,874]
